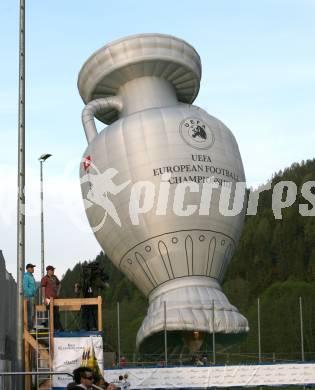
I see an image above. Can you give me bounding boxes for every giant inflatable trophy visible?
[78,34,249,351]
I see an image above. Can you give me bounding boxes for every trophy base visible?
[136,276,249,352]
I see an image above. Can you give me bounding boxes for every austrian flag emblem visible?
[83,155,92,171]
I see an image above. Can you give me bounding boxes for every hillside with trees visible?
[60,158,315,364]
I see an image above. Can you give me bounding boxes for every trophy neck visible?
[119,76,178,117]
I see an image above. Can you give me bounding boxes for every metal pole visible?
[212,299,216,364]
[117,302,121,367]
[17,0,26,387]
[38,154,51,277]
[299,296,305,362]
[258,297,261,363]
[40,160,44,280]
[164,301,167,366]
[0,372,74,377]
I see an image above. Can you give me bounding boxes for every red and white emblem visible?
[83,155,92,171]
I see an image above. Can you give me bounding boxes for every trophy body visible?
[78,34,249,351]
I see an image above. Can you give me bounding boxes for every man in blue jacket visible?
[23,263,37,330]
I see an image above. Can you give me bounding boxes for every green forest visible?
[60,158,315,365]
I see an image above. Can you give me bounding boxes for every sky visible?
[0,0,314,279]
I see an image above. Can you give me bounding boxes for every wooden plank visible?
[53,297,99,306]
[24,332,31,390]
[24,299,31,390]
[58,305,81,311]
[50,298,54,355]
[23,299,28,330]
[97,296,102,331]
[24,338,29,370]
[35,304,46,312]
[39,379,51,389]
[24,330,50,361]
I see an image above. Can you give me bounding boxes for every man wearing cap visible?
[23,263,37,331]
[41,265,62,330]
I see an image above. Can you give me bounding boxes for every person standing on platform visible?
[23,263,37,331]
[41,265,63,331]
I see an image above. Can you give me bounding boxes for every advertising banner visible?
[105,363,315,389]
[52,331,103,389]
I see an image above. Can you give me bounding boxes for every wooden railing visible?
[37,296,103,352]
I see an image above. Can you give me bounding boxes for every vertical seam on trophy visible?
[157,240,175,280]
[185,234,194,276]
[135,251,158,288]
[206,236,216,277]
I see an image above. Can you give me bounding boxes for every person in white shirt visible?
[122,374,130,390]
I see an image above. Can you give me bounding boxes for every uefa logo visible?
[179,117,215,150]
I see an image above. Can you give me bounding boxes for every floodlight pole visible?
[299,297,305,362]
[40,160,44,279]
[117,301,121,366]
[258,297,261,363]
[17,0,26,387]
[164,301,168,366]
[39,154,52,281]
[212,299,216,364]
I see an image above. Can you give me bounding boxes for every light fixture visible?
[38,153,52,162]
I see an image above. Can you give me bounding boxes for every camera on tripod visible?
[75,261,109,298]
[74,260,110,331]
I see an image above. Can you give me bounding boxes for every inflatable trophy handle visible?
[82,96,123,144]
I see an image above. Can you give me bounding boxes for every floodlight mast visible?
[38,153,52,280]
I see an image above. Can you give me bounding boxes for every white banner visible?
[53,333,103,389]
[105,363,315,388]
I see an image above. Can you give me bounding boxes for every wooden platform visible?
[23,296,103,390]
